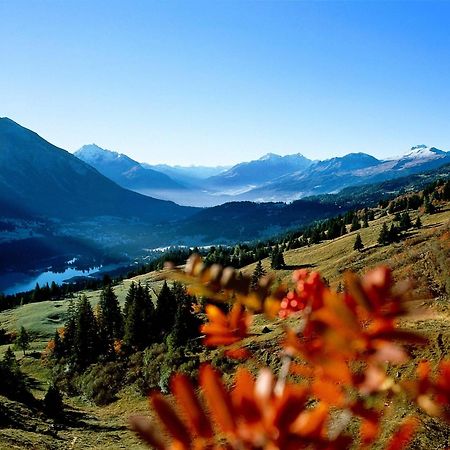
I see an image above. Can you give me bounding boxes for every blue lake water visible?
[0,266,102,296]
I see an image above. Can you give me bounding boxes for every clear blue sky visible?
[1,1,449,166]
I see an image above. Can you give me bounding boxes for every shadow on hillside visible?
[23,373,45,393]
[282,263,316,270]
[62,406,128,432]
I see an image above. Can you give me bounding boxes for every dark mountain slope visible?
[0,118,197,222]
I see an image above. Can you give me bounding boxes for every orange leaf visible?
[384,417,419,450]
[291,402,329,438]
[290,363,315,378]
[224,348,252,360]
[273,385,308,432]
[360,417,380,445]
[232,368,261,424]
[205,304,228,327]
[200,364,236,433]
[150,392,191,447]
[129,415,165,450]
[171,374,213,439]
[312,379,345,407]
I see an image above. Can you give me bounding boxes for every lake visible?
[0,266,103,296]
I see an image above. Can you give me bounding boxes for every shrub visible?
[76,361,125,405]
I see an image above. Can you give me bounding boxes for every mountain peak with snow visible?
[75,144,124,163]
[259,152,281,161]
[403,145,445,160]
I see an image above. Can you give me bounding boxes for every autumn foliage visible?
[130,255,450,449]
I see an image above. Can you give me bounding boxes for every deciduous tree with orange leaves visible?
[130,254,450,449]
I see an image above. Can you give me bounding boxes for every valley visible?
[1,194,449,449]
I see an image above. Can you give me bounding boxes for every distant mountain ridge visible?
[204,152,313,192]
[234,146,450,202]
[75,144,184,191]
[74,141,450,206]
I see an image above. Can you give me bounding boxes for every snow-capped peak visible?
[403,145,444,160]
[75,144,121,163]
[259,152,281,161]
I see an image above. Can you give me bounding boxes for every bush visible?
[76,361,125,405]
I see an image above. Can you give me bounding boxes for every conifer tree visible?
[16,326,30,356]
[388,224,399,243]
[3,346,16,369]
[350,216,361,232]
[43,384,64,417]
[353,233,364,252]
[154,281,177,340]
[363,214,369,228]
[167,283,201,350]
[123,281,137,318]
[378,223,389,246]
[52,330,63,360]
[73,295,99,368]
[424,195,436,214]
[124,282,155,349]
[415,216,422,229]
[271,246,285,269]
[443,181,450,201]
[251,260,266,289]
[98,284,123,354]
[399,212,412,230]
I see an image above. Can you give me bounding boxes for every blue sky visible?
[1,1,449,166]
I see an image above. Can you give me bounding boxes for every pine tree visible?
[399,212,412,230]
[73,295,99,368]
[443,181,450,201]
[3,347,16,369]
[167,283,201,350]
[154,281,177,340]
[378,223,389,246]
[388,224,399,243]
[363,214,369,228]
[353,233,364,252]
[415,216,422,229]
[123,281,137,318]
[52,330,63,360]
[16,326,30,356]
[350,216,361,232]
[43,384,64,417]
[251,260,266,289]
[271,246,285,269]
[424,195,436,214]
[124,282,155,349]
[98,284,123,354]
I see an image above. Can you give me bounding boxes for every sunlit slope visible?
[241,207,450,289]
[2,206,449,346]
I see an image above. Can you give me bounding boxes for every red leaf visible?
[200,364,236,433]
[150,392,191,447]
[171,374,213,439]
[384,417,419,450]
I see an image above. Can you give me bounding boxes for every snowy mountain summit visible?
[76,144,124,163]
[404,145,446,160]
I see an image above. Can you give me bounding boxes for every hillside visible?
[0,118,195,221]
[1,192,449,449]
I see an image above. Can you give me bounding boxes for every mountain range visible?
[73,143,450,206]
[1,117,450,281]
